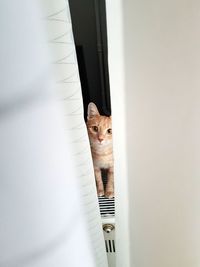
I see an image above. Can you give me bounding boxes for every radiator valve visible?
[103,224,115,233]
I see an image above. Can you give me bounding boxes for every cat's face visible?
[87,103,112,147]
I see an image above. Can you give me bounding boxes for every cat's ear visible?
[87,102,100,119]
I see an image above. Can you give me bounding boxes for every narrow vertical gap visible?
[108,240,112,253]
[112,240,115,252]
[105,240,108,252]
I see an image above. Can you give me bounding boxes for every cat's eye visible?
[93,126,98,132]
[107,128,112,134]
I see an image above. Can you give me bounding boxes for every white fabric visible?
[41,0,108,266]
[0,1,107,266]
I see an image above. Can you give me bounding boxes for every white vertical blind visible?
[40,0,108,266]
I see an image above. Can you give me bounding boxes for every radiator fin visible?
[98,197,115,217]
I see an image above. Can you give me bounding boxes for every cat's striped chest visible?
[91,148,113,169]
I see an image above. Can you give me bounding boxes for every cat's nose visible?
[98,137,104,143]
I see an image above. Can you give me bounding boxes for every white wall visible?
[107,0,200,266]
[106,1,130,266]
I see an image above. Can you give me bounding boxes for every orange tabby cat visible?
[87,102,114,198]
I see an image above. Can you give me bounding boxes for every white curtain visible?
[0,0,107,266]
[41,0,108,266]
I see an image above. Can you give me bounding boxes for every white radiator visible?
[99,195,115,267]
[102,217,115,267]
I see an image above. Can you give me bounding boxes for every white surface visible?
[41,0,108,266]
[0,0,102,266]
[0,1,48,103]
[0,99,94,267]
[108,0,200,266]
[106,1,130,267]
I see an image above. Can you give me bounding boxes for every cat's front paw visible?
[105,190,114,199]
[97,189,105,197]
